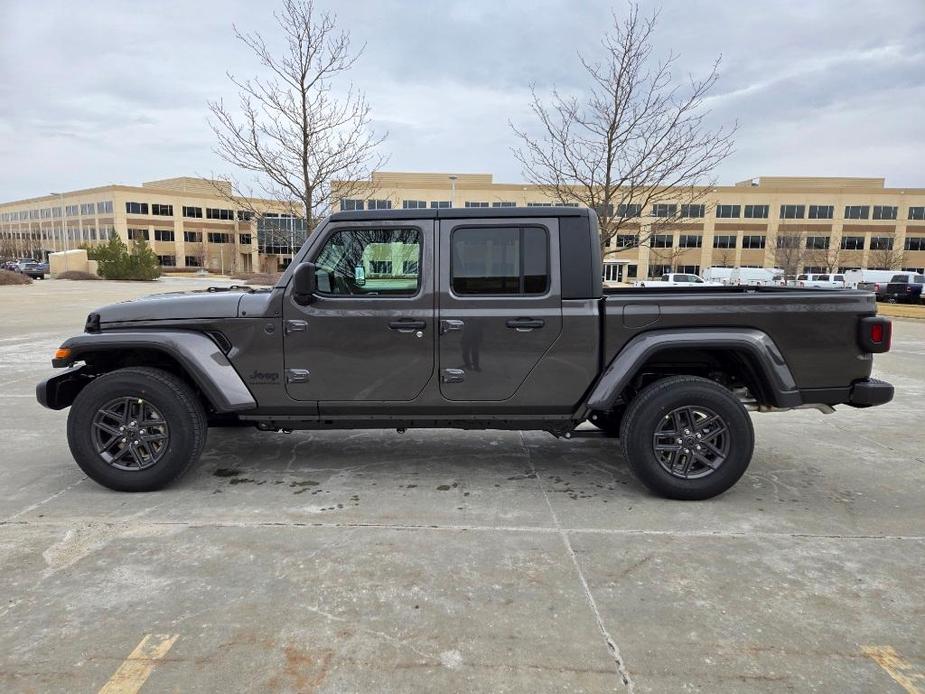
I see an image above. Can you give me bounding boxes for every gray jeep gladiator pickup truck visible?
[37,207,894,499]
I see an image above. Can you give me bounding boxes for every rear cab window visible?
[450,226,549,295]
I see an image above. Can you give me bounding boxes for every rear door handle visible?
[506,318,545,331]
[440,319,464,334]
[389,319,426,333]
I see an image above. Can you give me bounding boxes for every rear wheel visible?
[67,367,207,492]
[620,376,754,500]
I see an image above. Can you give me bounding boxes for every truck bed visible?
[601,287,877,391]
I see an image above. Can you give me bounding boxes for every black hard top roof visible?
[329,206,593,222]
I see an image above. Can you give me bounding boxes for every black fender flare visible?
[585,328,800,411]
[44,330,256,412]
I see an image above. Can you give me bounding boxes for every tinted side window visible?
[451,226,548,295]
[314,228,421,296]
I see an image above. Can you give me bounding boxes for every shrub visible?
[90,233,161,280]
[56,270,101,280]
[0,269,32,285]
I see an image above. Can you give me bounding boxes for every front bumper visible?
[847,378,894,408]
[36,365,93,410]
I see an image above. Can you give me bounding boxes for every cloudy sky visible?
[1,0,923,201]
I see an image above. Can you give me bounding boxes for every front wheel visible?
[620,376,754,500]
[67,367,207,491]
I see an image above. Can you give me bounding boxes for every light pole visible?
[449,175,457,208]
[50,192,69,271]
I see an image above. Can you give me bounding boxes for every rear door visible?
[283,220,435,402]
[436,218,562,401]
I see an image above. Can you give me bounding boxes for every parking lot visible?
[1,278,923,693]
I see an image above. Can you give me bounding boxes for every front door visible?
[437,219,562,401]
[283,221,435,401]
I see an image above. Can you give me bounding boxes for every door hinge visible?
[285,320,308,334]
[285,368,311,384]
[441,368,465,384]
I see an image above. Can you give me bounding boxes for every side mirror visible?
[292,262,317,305]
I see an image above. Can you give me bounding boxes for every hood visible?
[94,290,247,325]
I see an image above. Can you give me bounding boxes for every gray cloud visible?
[1,0,923,201]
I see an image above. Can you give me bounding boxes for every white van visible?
[729,267,784,286]
[701,267,735,285]
[842,269,899,289]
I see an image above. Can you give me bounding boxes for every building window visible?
[713,235,737,248]
[152,204,173,216]
[237,210,252,221]
[96,201,113,214]
[127,228,148,241]
[465,201,489,208]
[651,203,677,218]
[184,231,202,243]
[315,228,422,296]
[715,204,740,218]
[680,204,704,218]
[430,201,451,208]
[677,265,701,275]
[207,232,232,243]
[340,199,364,211]
[614,234,638,248]
[125,202,149,215]
[805,235,830,249]
[153,229,175,242]
[491,201,516,207]
[594,204,614,217]
[80,203,95,216]
[403,260,419,275]
[873,205,897,220]
[183,206,203,218]
[65,204,78,216]
[809,205,833,219]
[206,208,234,220]
[86,227,97,240]
[450,226,548,295]
[742,235,766,249]
[908,207,925,220]
[779,204,805,219]
[526,202,553,207]
[904,237,925,251]
[367,199,392,210]
[157,254,176,267]
[649,264,671,277]
[185,255,202,267]
[869,236,893,251]
[678,234,702,248]
[841,236,864,250]
[844,205,870,220]
[402,200,427,209]
[239,233,252,245]
[617,203,642,217]
[650,234,673,248]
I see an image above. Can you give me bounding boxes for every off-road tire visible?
[67,367,207,492]
[620,375,754,500]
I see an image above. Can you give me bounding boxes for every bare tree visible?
[868,245,905,270]
[774,233,807,279]
[511,2,735,252]
[209,0,387,234]
[806,243,842,273]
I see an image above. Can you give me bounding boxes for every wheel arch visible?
[586,328,801,412]
[44,331,256,413]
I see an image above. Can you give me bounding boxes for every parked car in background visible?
[18,260,48,279]
[633,273,722,287]
[792,273,847,289]
[729,267,784,286]
[843,269,897,289]
[860,272,925,303]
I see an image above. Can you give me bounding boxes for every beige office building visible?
[335,172,925,280]
[0,177,300,273]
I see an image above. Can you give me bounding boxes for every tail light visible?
[873,283,880,291]
[859,317,891,353]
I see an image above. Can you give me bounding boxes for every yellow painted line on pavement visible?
[98,634,179,694]
[862,645,924,694]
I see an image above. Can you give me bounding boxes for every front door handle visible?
[506,318,545,332]
[441,368,465,383]
[389,319,426,333]
[285,368,311,384]
[440,319,465,335]
[285,320,308,334]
